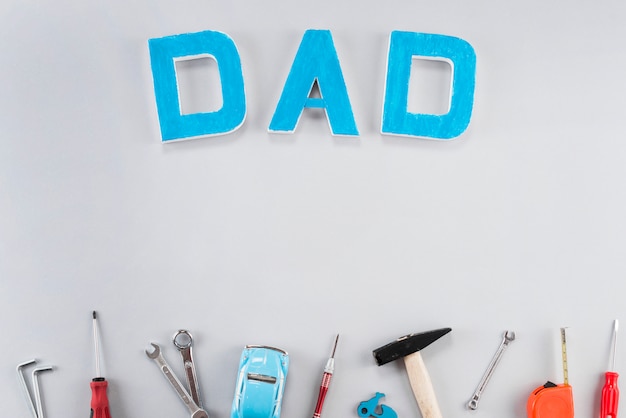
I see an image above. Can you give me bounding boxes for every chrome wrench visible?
[173,330,202,408]
[467,330,516,410]
[146,343,209,418]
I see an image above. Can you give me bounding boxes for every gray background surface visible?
[2,1,626,417]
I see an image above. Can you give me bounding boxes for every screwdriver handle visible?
[601,371,619,418]
[313,372,332,418]
[90,378,111,418]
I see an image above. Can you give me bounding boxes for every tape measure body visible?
[526,382,574,418]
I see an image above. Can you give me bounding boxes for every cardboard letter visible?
[269,30,359,136]
[149,30,246,142]
[381,31,476,140]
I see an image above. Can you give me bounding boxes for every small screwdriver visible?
[601,319,620,418]
[312,334,339,418]
[91,311,111,418]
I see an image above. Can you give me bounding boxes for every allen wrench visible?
[17,359,54,418]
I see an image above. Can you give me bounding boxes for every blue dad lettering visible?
[148,29,476,142]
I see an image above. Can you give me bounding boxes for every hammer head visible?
[373,328,452,366]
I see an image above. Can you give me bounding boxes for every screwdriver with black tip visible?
[312,335,339,418]
[601,319,620,418]
[91,311,111,418]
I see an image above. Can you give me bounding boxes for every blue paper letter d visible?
[382,31,476,140]
[149,30,246,142]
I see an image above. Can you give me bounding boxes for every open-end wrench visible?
[173,330,202,408]
[146,343,209,418]
[467,330,516,410]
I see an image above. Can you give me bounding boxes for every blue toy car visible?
[231,345,290,418]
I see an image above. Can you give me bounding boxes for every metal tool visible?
[467,330,516,410]
[33,367,53,418]
[373,328,452,418]
[17,360,38,418]
[146,342,209,418]
[173,330,202,408]
[17,360,54,418]
[312,334,339,418]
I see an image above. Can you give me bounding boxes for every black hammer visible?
[373,328,451,418]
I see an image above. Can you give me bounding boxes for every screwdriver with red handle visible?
[91,311,111,418]
[312,334,339,418]
[601,319,619,418]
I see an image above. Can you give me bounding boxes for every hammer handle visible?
[403,351,443,418]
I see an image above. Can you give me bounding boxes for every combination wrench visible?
[173,330,202,408]
[467,330,516,410]
[146,343,209,418]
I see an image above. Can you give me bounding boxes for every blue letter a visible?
[269,30,359,136]
[149,30,246,142]
[382,31,476,140]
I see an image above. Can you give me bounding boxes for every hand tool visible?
[17,359,54,418]
[600,319,619,418]
[17,360,38,418]
[526,327,574,418]
[312,334,339,418]
[373,327,452,418]
[146,342,209,418]
[467,330,516,410]
[33,366,53,418]
[91,311,112,418]
[173,330,203,408]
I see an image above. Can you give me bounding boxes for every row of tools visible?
[16,314,620,418]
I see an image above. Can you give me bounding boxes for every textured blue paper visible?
[149,30,246,142]
[381,31,476,140]
[269,30,359,136]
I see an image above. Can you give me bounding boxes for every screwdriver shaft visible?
[611,320,619,372]
[93,311,101,377]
